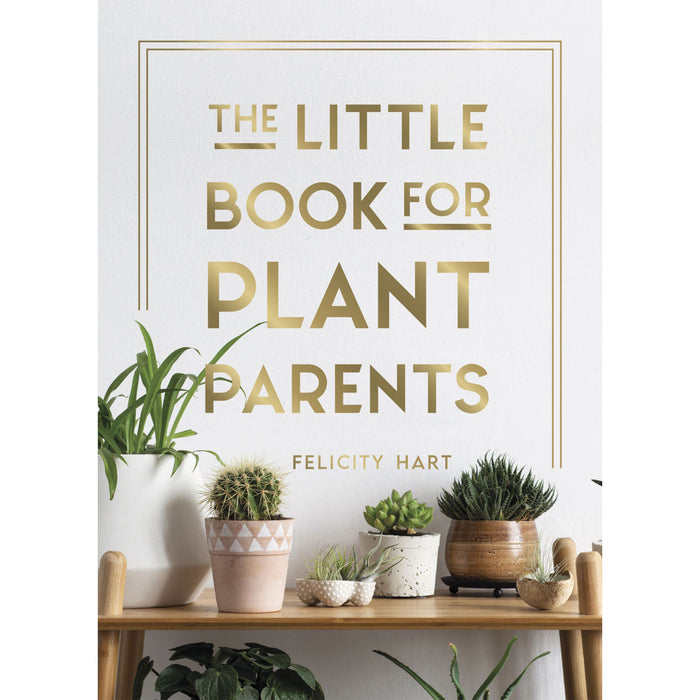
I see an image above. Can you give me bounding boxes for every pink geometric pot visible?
[205,518,293,613]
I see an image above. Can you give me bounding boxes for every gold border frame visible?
[137,40,563,468]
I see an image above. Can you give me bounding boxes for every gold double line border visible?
[137,40,563,469]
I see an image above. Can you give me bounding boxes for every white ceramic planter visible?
[98,454,211,608]
[359,531,440,597]
[295,579,376,607]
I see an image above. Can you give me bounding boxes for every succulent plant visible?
[364,489,434,535]
[438,452,557,521]
[305,539,402,582]
[202,457,285,521]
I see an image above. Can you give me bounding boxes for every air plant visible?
[522,538,569,583]
[304,539,402,582]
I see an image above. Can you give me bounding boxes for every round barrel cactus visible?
[202,458,285,521]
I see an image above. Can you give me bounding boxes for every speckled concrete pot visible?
[359,531,440,598]
[295,579,376,607]
[516,571,574,610]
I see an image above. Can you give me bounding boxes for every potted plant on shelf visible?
[98,321,260,608]
[359,489,439,597]
[296,540,400,607]
[438,452,557,596]
[374,636,549,700]
[133,641,324,699]
[516,538,574,610]
[201,458,293,613]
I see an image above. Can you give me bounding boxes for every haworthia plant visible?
[438,452,557,521]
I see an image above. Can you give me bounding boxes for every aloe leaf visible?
[373,650,446,700]
[472,637,518,700]
[500,652,550,699]
[449,644,466,700]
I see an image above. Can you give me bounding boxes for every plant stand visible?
[441,575,518,598]
[99,543,602,700]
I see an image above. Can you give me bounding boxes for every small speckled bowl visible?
[295,579,376,607]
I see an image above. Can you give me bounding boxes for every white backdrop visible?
[99,2,600,697]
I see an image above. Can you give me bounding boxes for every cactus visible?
[202,458,285,521]
[364,489,434,535]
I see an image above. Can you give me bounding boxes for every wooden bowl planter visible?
[206,518,293,613]
[516,570,574,610]
[445,520,538,586]
[360,531,440,597]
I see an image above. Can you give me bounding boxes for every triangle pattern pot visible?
[206,517,293,613]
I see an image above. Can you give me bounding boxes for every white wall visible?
[99,2,600,697]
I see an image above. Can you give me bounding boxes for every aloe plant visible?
[374,637,549,700]
[98,321,262,499]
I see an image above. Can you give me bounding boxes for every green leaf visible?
[500,651,550,699]
[98,447,126,500]
[472,637,518,700]
[154,664,194,697]
[194,666,239,700]
[169,322,264,437]
[245,643,291,669]
[372,650,446,700]
[289,663,316,690]
[265,669,316,699]
[449,644,466,700]
[132,656,154,700]
[260,689,274,700]
[169,642,214,667]
[104,362,139,402]
[235,687,259,700]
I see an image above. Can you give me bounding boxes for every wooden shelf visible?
[99,588,601,632]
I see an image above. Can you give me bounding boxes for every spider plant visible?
[98,321,262,499]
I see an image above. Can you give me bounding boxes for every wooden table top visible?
[98,589,601,632]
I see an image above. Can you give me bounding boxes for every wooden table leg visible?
[554,538,587,699]
[98,551,127,700]
[577,551,603,699]
[115,630,145,700]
